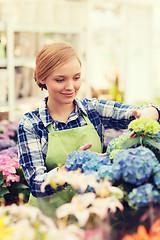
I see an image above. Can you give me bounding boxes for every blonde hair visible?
[34,42,81,90]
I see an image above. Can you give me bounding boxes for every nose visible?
[65,79,74,90]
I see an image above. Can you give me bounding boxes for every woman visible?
[17,42,159,216]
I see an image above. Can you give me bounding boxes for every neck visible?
[47,99,75,123]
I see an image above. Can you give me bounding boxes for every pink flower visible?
[0,154,20,186]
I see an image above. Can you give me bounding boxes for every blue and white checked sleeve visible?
[17,116,56,197]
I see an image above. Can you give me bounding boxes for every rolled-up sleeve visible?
[17,117,55,197]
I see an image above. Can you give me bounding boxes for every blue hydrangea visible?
[153,164,160,189]
[82,155,111,173]
[128,183,160,208]
[112,146,158,185]
[65,150,110,172]
[97,164,121,182]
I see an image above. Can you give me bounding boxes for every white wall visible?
[120,5,153,104]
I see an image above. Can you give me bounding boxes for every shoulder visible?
[79,98,105,108]
[79,97,116,112]
[18,108,42,131]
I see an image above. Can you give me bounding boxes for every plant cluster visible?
[65,118,160,209]
[0,120,29,204]
[122,218,160,240]
[41,169,123,230]
[0,204,84,240]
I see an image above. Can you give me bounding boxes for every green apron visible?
[29,114,101,219]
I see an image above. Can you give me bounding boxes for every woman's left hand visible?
[130,107,159,138]
[132,107,159,121]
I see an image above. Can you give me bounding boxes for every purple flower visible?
[0,146,18,159]
[0,139,16,150]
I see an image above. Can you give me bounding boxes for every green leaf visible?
[119,136,140,149]
[0,172,4,185]
[0,187,9,197]
[0,171,3,180]
[0,179,3,185]
[10,182,29,189]
[144,136,160,150]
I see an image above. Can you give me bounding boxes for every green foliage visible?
[0,167,29,204]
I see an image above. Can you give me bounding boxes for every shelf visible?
[13,23,85,34]
[0,21,85,121]
[0,57,35,68]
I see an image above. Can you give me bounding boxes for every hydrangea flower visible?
[65,150,110,172]
[0,121,18,138]
[112,146,158,185]
[0,133,10,140]
[0,146,18,159]
[104,129,126,147]
[128,118,160,134]
[109,149,122,161]
[0,154,20,186]
[82,155,111,173]
[97,164,120,182]
[107,132,130,157]
[128,183,160,208]
[153,165,160,189]
[0,139,16,150]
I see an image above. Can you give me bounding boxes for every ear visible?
[39,78,46,85]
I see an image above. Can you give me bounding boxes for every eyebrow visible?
[54,75,65,78]
[54,72,81,77]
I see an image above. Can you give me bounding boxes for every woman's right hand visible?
[78,142,108,157]
[78,142,92,151]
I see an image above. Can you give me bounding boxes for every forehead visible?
[52,58,81,76]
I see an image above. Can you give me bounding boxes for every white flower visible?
[89,196,124,219]
[47,224,84,240]
[56,192,96,227]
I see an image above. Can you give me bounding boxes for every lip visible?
[61,92,75,98]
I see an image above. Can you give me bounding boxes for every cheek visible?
[75,81,81,90]
[49,83,64,92]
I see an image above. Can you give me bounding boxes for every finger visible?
[144,131,148,136]
[79,142,92,151]
[41,179,50,193]
[132,110,141,119]
[130,131,137,138]
[98,152,108,156]
[58,165,67,172]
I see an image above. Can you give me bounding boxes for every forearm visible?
[132,105,160,121]
[22,166,62,198]
[102,101,160,130]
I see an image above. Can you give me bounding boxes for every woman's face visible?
[43,57,81,106]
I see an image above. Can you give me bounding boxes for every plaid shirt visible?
[17,97,160,197]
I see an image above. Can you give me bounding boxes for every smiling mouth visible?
[62,92,75,97]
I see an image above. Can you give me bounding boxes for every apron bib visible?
[29,114,101,218]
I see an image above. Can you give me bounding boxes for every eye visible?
[55,79,64,82]
[74,75,81,81]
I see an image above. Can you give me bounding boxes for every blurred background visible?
[0,0,160,121]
